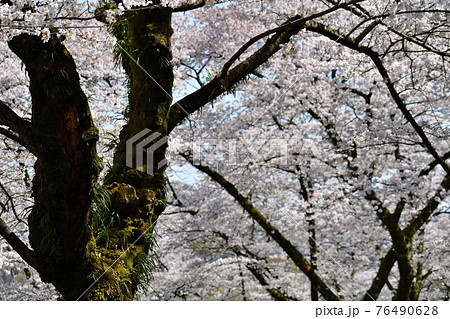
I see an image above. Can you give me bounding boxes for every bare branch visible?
[419,150,450,176]
[325,0,450,57]
[220,0,364,78]
[362,248,396,300]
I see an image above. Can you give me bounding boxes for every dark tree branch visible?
[0,180,22,224]
[118,1,229,14]
[0,99,22,128]
[246,263,297,300]
[167,0,364,132]
[172,0,229,12]
[382,25,450,58]
[167,23,303,132]
[419,150,450,176]
[220,0,363,78]
[182,154,340,301]
[366,190,413,300]
[363,174,450,300]
[295,166,319,301]
[325,0,450,57]
[0,127,28,148]
[220,234,297,300]
[362,248,396,300]
[54,14,102,21]
[0,100,35,153]
[354,20,380,44]
[404,175,450,239]
[0,217,44,272]
[341,87,372,104]
[167,178,184,207]
[304,20,450,176]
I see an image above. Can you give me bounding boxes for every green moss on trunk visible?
[8,5,174,300]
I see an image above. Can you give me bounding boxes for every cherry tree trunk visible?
[8,7,173,300]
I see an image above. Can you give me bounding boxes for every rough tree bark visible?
[1,5,174,300]
[7,33,103,300]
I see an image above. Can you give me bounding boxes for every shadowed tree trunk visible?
[2,5,174,300]
[7,33,104,300]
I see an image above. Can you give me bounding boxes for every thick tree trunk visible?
[89,6,174,300]
[8,34,103,299]
[7,6,174,300]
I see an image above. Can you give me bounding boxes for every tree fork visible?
[6,5,175,298]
